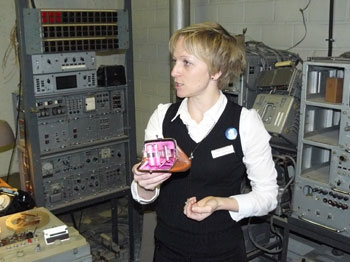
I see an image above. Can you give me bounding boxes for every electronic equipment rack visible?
[292,57,350,238]
[14,0,137,260]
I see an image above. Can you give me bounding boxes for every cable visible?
[272,154,296,217]
[77,210,84,231]
[246,40,302,68]
[2,24,19,83]
[30,0,36,8]
[247,154,296,255]
[273,154,296,197]
[285,0,312,51]
[247,216,283,254]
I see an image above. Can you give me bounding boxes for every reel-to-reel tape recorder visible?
[0,207,91,262]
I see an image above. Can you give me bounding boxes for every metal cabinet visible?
[292,58,350,238]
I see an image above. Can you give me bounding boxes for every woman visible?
[131,22,278,262]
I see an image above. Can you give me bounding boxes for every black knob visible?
[339,155,346,161]
[328,200,335,206]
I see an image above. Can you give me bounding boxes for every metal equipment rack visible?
[292,57,350,240]
[14,0,137,260]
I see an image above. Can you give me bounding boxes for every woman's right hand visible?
[132,163,172,192]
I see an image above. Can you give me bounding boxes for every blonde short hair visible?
[169,22,246,89]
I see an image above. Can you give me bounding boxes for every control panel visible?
[15,50,129,209]
[41,141,128,208]
[33,70,97,95]
[329,149,350,195]
[293,179,349,234]
[32,52,96,74]
[35,88,125,153]
[32,52,97,95]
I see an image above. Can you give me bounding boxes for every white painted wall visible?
[1,0,350,176]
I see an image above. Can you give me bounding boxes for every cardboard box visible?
[325,77,343,103]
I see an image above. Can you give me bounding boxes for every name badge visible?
[211,145,234,159]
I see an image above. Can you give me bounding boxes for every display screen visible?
[56,75,77,90]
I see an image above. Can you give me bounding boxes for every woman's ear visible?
[211,71,222,81]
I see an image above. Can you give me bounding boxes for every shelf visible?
[305,98,342,110]
[305,63,345,106]
[51,186,130,214]
[303,126,339,147]
[300,163,330,184]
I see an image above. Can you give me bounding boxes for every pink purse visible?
[137,138,191,173]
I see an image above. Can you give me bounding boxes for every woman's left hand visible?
[184,196,219,221]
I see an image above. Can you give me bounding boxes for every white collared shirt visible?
[131,91,278,221]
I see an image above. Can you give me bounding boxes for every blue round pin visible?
[225,127,237,140]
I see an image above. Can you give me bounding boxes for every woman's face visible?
[171,38,214,98]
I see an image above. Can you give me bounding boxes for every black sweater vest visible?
[154,100,247,255]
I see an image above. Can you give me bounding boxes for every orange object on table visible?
[0,178,11,189]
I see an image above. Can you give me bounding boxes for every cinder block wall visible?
[132,0,350,155]
[132,0,171,154]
